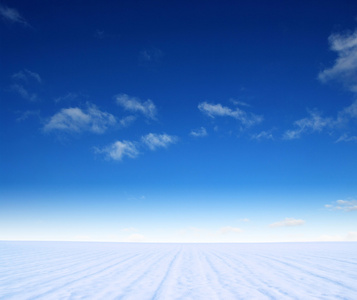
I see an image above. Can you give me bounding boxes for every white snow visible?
[0,241,356,299]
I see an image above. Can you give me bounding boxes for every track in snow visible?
[0,241,356,299]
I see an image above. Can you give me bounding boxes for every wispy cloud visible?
[198,101,263,127]
[141,133,178,150]
[139,47,163,66]
[116,94,157,120]
[16,110,40,122]
[11,84,38,101]
[0,4,30,27]
[12,69,42,84]
[97,132,178,161]
[54,92,79,103]
[336,134,357,142]
[119,115,136,127]
[325,199,357,212]
[44,105,116,134]
[96,140,139,161]
[125,233,146,242]
[11,69,41,101]
[269,218,305,228]
[251,130,274,141]
[318,29,357,92]
[283,110,333,140]
[219,226,243,234]
[190,127,208,137]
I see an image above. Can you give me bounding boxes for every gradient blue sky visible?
[1,0,357,242]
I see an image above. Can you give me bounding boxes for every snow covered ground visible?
[0,241,356,299]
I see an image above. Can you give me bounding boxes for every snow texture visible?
[0,241,356,299]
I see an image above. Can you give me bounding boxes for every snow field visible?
[0,241,356,299]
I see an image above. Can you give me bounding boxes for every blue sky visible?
[1,0,357,242]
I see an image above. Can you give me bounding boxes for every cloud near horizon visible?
[325,199,357,212]
[219,226,243,234]
[269,218,305,228]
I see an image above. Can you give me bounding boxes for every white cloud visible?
[44,105,116,134]
[198,101,263,127]
[54,92,79,103]
[139,47,163,64]
[239,218,250,222]
[283,110,333,139]
[318,232,357,242]
[0,4,29,26]
[96,140,139,161]
[12,69,42,83]
[251,130,273,140]
[16,110,40,122]
[97,132,177,162]
[318,29,357,92]
[335,134,357,142]
[141,133,177,150]
[269,218,305,228]
[190,127,208,137]
[325,199,357,212]
[119,115,136,127]
[11,84,38,101]
[346,231,357,241]
[125,233,145,242]
[219,226,243,234]
[116,94,157,119]
[121,227,137,233]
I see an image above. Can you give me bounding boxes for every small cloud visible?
[94,29,120,39]
[190,127,208,137]
[95,140,139,161]
[141,133,178,151]
[230,99,250,107]
[251,130,273,141]
[121,227,137,233]
[198,101,263,127]
[335,134,357,142]
[0,4,30,27]
[239,218,250,222]
[12,69,42,84]
[318,231,357,242]
[119,115,136,127]
[94,29,105,39]
[16,110,40,122]
[139,47,163,65]
[116,94,157,120]
[269,218,305,228]
[283,110,333,140]
[325,199,357,212]
[54,92,79,103]
[219,226,243,234]
[11,84,38,101]
[44,104,116,134]
[346,231,357,241]
[126,233,145,242]
[318,29,357,92]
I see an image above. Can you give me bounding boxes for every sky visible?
[1,0,357,243]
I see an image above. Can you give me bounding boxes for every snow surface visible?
[0,241,356,299]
